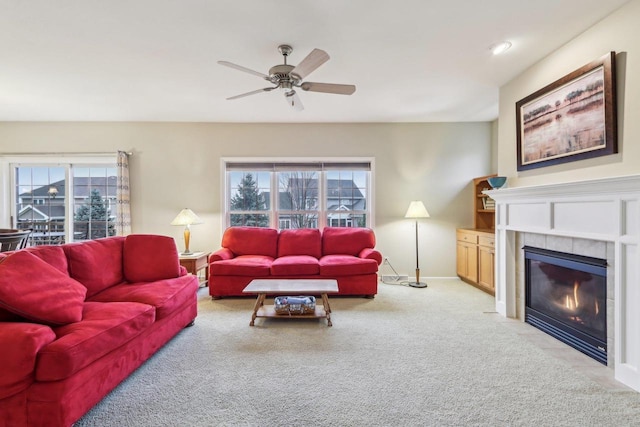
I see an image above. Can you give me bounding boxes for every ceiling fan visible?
[218,44,356,111]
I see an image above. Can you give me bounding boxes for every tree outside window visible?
[278,171,318,229]
[74,188,115,240]
[229,172,269,227]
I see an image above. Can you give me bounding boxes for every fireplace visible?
[487,175,640,390]
[524,246,608,364]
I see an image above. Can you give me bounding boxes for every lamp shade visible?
[405,201,430,219]
[170,208,203,226]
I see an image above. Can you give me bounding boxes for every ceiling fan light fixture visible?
[490,41,512,55]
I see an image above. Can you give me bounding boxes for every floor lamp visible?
[170,208,203,255]
[405,201,430,288]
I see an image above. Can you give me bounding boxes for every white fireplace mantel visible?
[486,174,640,391]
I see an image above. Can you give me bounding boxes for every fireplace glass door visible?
[524,246,607,364]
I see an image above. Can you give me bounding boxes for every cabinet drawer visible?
[457,230,478,244]
[479,235,495,248]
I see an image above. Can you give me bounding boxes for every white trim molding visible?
[487,175,640,392]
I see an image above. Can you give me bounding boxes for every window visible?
[9,158,117,246]
[228,170,270,227]
[225,159,372,229]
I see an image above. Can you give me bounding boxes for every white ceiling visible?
[0,0,629,123]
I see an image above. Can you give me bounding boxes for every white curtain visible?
[115,151,132,235]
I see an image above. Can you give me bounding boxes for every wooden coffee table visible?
[242,279,339,327]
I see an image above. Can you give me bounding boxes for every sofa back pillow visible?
[222,227,278,258]
[24,245,69,274]
[64,236,125,298]
[123,234,181,282]
[0,251,86,325]
[277,228,322,258]
[322,227,376,256]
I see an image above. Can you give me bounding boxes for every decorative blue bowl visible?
[487,176,507,189]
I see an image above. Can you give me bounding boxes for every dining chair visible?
[0,229,32,252]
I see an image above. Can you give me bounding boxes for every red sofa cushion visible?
[271,255,320,276]
[24,245,69,274]
[36,301,155,381]
[322,227,376,256]
[89,275,198,320]
[277,228,322,258]
[222,227,278,258]
[0,322,56,399]
[319,255,379,276]
[210,255,273,276]
[0,252,86,325]
[123,234,181,282]
[64,237,125,298]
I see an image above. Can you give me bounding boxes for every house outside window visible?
[225,159,372,229]
[8,159,117,246]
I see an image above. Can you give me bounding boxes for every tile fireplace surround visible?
[486,175,640,392]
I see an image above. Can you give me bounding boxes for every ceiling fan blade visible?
[300,82,356,95]
[291,48,329,79]
[218,61,269,79]
[284,90,304,111]
[226,87,275,100]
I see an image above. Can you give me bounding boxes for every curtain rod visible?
[0,151,132,156]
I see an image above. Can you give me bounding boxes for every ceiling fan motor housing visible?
[268,64,300,85]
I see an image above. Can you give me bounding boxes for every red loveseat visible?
[0,235,199,427]
[208,227,382,298]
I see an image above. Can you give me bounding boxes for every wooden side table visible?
[179,251,211,287]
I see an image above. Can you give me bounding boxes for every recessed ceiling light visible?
[490,41,512,55]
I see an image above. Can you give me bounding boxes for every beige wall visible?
[0,121,491,278]
[490,119,499,173]
[498,0,640,186]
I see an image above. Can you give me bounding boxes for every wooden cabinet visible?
[456,230,478,282]
[456,175,496,294]
[457,229,495,295]
[477,235,495,292]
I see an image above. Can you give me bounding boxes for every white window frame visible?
[221,157,375,231]
[0,154,117,243]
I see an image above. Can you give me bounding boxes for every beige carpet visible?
[76,279,640,426]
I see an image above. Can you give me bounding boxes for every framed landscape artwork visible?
[516,52,617,171]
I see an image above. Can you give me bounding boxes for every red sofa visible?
[208,227,382,298]
[0,235,199,427]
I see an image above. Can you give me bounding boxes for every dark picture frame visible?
[516,52,617,171]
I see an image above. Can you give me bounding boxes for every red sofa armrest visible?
[0,322,56,399]
[359,248,383,265]
[210,248,235,262]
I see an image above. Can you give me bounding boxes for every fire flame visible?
[565,281,581,310]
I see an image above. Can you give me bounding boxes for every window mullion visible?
[271,171,277,228]
[65,166,73,244]
[319,170,327,229]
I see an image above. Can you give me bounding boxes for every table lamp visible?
[170,208,203,255]
[405,201,430,288]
